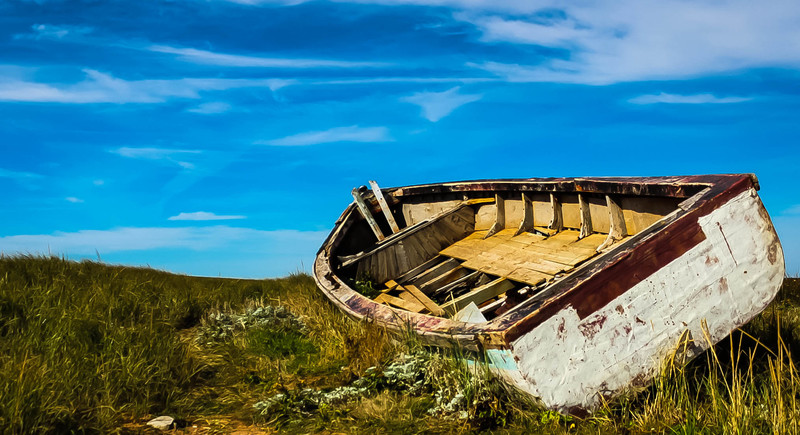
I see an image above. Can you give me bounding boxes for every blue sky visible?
[1,0,798,278]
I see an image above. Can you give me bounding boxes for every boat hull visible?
[498,187,783,412]
[313,175,784,413]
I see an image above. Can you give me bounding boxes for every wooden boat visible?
[313,174,784,413]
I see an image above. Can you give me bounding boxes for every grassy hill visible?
[1,256,799,434]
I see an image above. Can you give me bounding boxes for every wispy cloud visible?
[0,168,43,180]
[0,69,293,104]
[13,23,93,40]
[0,168,43,189]
[261,125,393,146]
[782,205,800,216]
[458,1,800,84]
[148,45,390,69]
[401,86,482,122]
[168,211,246,221]
[110,147,201,169]
[187,101,232,114]
[628,93,753,105]
[65,196,84,203]
[0,226,324,254]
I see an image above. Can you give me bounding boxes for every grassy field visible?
[1,255,799,434]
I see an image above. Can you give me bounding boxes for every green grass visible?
[0,255,799,434]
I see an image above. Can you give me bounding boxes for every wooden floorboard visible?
[439,228,611,286]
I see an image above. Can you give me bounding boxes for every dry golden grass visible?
[1,255,799,434]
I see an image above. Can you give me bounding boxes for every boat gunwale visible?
[313,174,759,349]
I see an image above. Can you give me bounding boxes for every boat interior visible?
[333,181,695,323]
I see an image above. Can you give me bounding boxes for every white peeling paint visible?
[502,188,784,412]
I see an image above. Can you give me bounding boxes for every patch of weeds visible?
[196,305,308,346]
[352,274,380,299]
[253,350,532,430]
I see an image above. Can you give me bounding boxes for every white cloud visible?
[0,168,42,179]
[0,168,43,189]
[168,211,246,221]
[261,125,393,146]
[148,45,389,69]
[782,205,800,216]
[401,86,482,121]
[628,93,753,105]
[187,101,232,114]
[453,0,800,84]
[0,226,326,255]
[65,196,84,203]
[93,179,105,186]
[13,23,93,40]
[110,147,201,169]
[0,69,294,104]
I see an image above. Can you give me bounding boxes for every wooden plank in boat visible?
[409,257,460,285]
[462,253,518,277]
[419,266,470,291]
[512,256,566,275]
[405,284,445,316]
[369,180,401,234]
[533,226,558,237]
[450,236,506,250]
[374,293,425,313]
[506,267,549,286]
[569,233,607,250]
[441,278,515,315]
[464,230,489,240]
[538,229,581,245]
[398,290,429,313]
[394,256,445,284]
[517,244,592,266]
[439,244,476,261]
[510,231,547,245]
[395,242,411,275]
[490,228,518,240]
[430,270,484,297]
[404,237,429,267]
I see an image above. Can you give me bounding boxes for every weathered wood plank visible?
[352,187,385,241]
[410,258,461,286]
[514,193,534,236]
[430,270,484,297]
[339,201,476,268]
[405,284,445,316]
[548,193,563,232]
[598,195,628,251]
[441,278,515,315]
[421,267,471,294]
[506,267,549,286]
[369,180,401,234]
[394,255,446,284]
[439,244,475,261]
[485,194,505,239]
[375,293,425,312]
[579,193,593,239]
